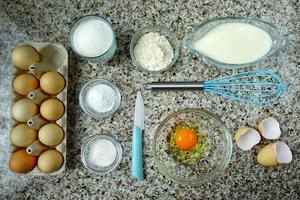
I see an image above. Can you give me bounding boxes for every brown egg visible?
[38,149,63,173]
[12,98,38,122]
[9,149,37,173]
[11,124,37,147]
[40,72,65,95]
[13,74,39,95]
[11,45,40,70]
[39,123,64,146]
[40,98,64,121]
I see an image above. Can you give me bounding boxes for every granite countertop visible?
[0,0,299,199]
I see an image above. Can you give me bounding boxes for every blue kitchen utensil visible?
[131,91,145,180]
[144,70,284,105]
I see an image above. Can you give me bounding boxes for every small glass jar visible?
[81,134,122,173]
[79,79,122,118]
[69,15,117,63]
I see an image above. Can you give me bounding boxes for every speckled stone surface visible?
[1,0,300,199]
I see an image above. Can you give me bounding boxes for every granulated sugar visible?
[72,18,113,57]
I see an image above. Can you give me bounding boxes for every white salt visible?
[72,18,113,57]
[86,84,116,113]
[88,139,117,167]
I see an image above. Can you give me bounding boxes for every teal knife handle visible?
[131,126,144,180]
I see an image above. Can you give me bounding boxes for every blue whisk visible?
[143,70,284,105]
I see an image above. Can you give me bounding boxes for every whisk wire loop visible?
[203,70,284,105]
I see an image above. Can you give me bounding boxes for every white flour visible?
[86,84,116,113]
[134,32,174,71]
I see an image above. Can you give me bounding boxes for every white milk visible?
[194,22,272,64]
[72,18,113,57]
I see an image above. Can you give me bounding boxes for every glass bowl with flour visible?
[79,79,121,118]
[81,134,122,173]
[69,15,117,63]
[130,25,179,72]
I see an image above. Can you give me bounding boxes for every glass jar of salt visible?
[81,134,122,173]
[69,15,116,63]
[79,79,121,118]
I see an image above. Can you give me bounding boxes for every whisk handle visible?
[143,82,205,90]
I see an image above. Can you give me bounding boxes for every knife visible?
[131,91,144,180]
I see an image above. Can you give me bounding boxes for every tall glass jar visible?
[69,15,117,63]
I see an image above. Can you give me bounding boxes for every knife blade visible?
[131,91,144,180]
[134,91,144,130]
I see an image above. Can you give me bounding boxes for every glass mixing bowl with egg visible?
[153,109,232,186]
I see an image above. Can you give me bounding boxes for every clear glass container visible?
[130,25,179,73]
[81,134,122,173]
[79,79,121,118]
[153,109,232,186]
[182,17,287,69]
[69,15,117,63]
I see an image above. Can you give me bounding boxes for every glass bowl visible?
[182,17,287,69]
[153,109,232,186]
[81,134,122,173]
[130,25,179,73]
[79,79,121,118]
[69,15,117,63]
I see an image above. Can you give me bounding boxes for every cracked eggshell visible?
[257,143,278,167]
[257,117,281,139]
[275,142,292,164]
[234,127,261,151]
[257,142,292,167]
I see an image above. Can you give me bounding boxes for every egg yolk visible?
[175,128,198,150]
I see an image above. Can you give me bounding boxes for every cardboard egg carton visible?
[9,43,68,175]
